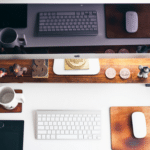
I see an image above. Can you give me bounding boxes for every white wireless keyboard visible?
[36,110,101,140]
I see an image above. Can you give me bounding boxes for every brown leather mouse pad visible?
[110,107,150,150]
[105,4,150,38]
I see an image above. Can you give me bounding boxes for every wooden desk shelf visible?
[0,58,150,83]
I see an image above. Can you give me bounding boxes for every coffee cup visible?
[0,86,25,110]
[0,28,27,48]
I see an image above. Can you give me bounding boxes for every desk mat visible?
[105,4,150,38]
[0,120,24,150]
[110,107,150,150]
[0,90,22,113]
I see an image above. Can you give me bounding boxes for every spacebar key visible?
[57,12,75,15]
[56,135,78,139]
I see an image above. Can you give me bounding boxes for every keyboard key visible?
[70,130,73,134]
[51,135,56,139]
[49,122,52,125]
[54,126,58,130]
[38,130,47,134]
[74,130,78,134]
[93,11,97,15]
[38,122,43,125]
[47,117,50,121]
[44,122,48,125]
[81,12,84,15]
[40,20,46,23]
[57,12,75,16]
[61,130,65,134]
[39,13,43,16]
[90,19,97,21]
[46,135,50,139]
[52,12,56,15]
[92,131,101,135]
[48,130,51,134]
[42,118,46,121]
[37,135,41,139]
[93,122,96,125]
[65,130,69,134]
[57,130,60,134]
[79,135,83,139]
[57,135,78,139]
[89,15,96,18]
[38,126,44,130]
[89,11,92,15]
[94,126,101,130]
[42,135,46,139]
[84,135,88,139]
[95,118,101,121]
[51,118,54,121]
[76,12,80,15]
[45,126,49,130]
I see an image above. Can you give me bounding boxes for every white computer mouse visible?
[132,112,147,138]
[126,11,138,33]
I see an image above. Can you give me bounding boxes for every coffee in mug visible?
[0,86,25,110]
[0,28,27,48]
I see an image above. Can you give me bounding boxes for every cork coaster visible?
[0,90,22,113]
[105,49,115,53]
[65,59,89,70]
[120,68,130,79]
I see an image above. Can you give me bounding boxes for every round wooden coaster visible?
[105,49,115,53]
[118,48,129,53]
[105,68,116,79]
[120,68,130,79]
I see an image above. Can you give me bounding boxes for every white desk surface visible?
[0,83,149,150]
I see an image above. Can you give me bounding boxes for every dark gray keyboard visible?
[38,11,98,36]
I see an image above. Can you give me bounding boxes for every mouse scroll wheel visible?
[0,122,4,128]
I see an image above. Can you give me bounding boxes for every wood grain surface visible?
[105,4,150,38]
[0,90,22,113]
[0,58,150,83]
[110,107,150,150]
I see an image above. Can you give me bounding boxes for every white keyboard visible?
[36,110,101,140]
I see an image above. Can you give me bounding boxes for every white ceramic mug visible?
[0,86,25,110]
[0,28,27,48]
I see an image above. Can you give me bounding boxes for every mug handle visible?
[18,34,27,46]
[15,93,25,103]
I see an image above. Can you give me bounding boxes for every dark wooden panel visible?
[0,90,22,113]
[110,107,150,150]
[105,4,150,38]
